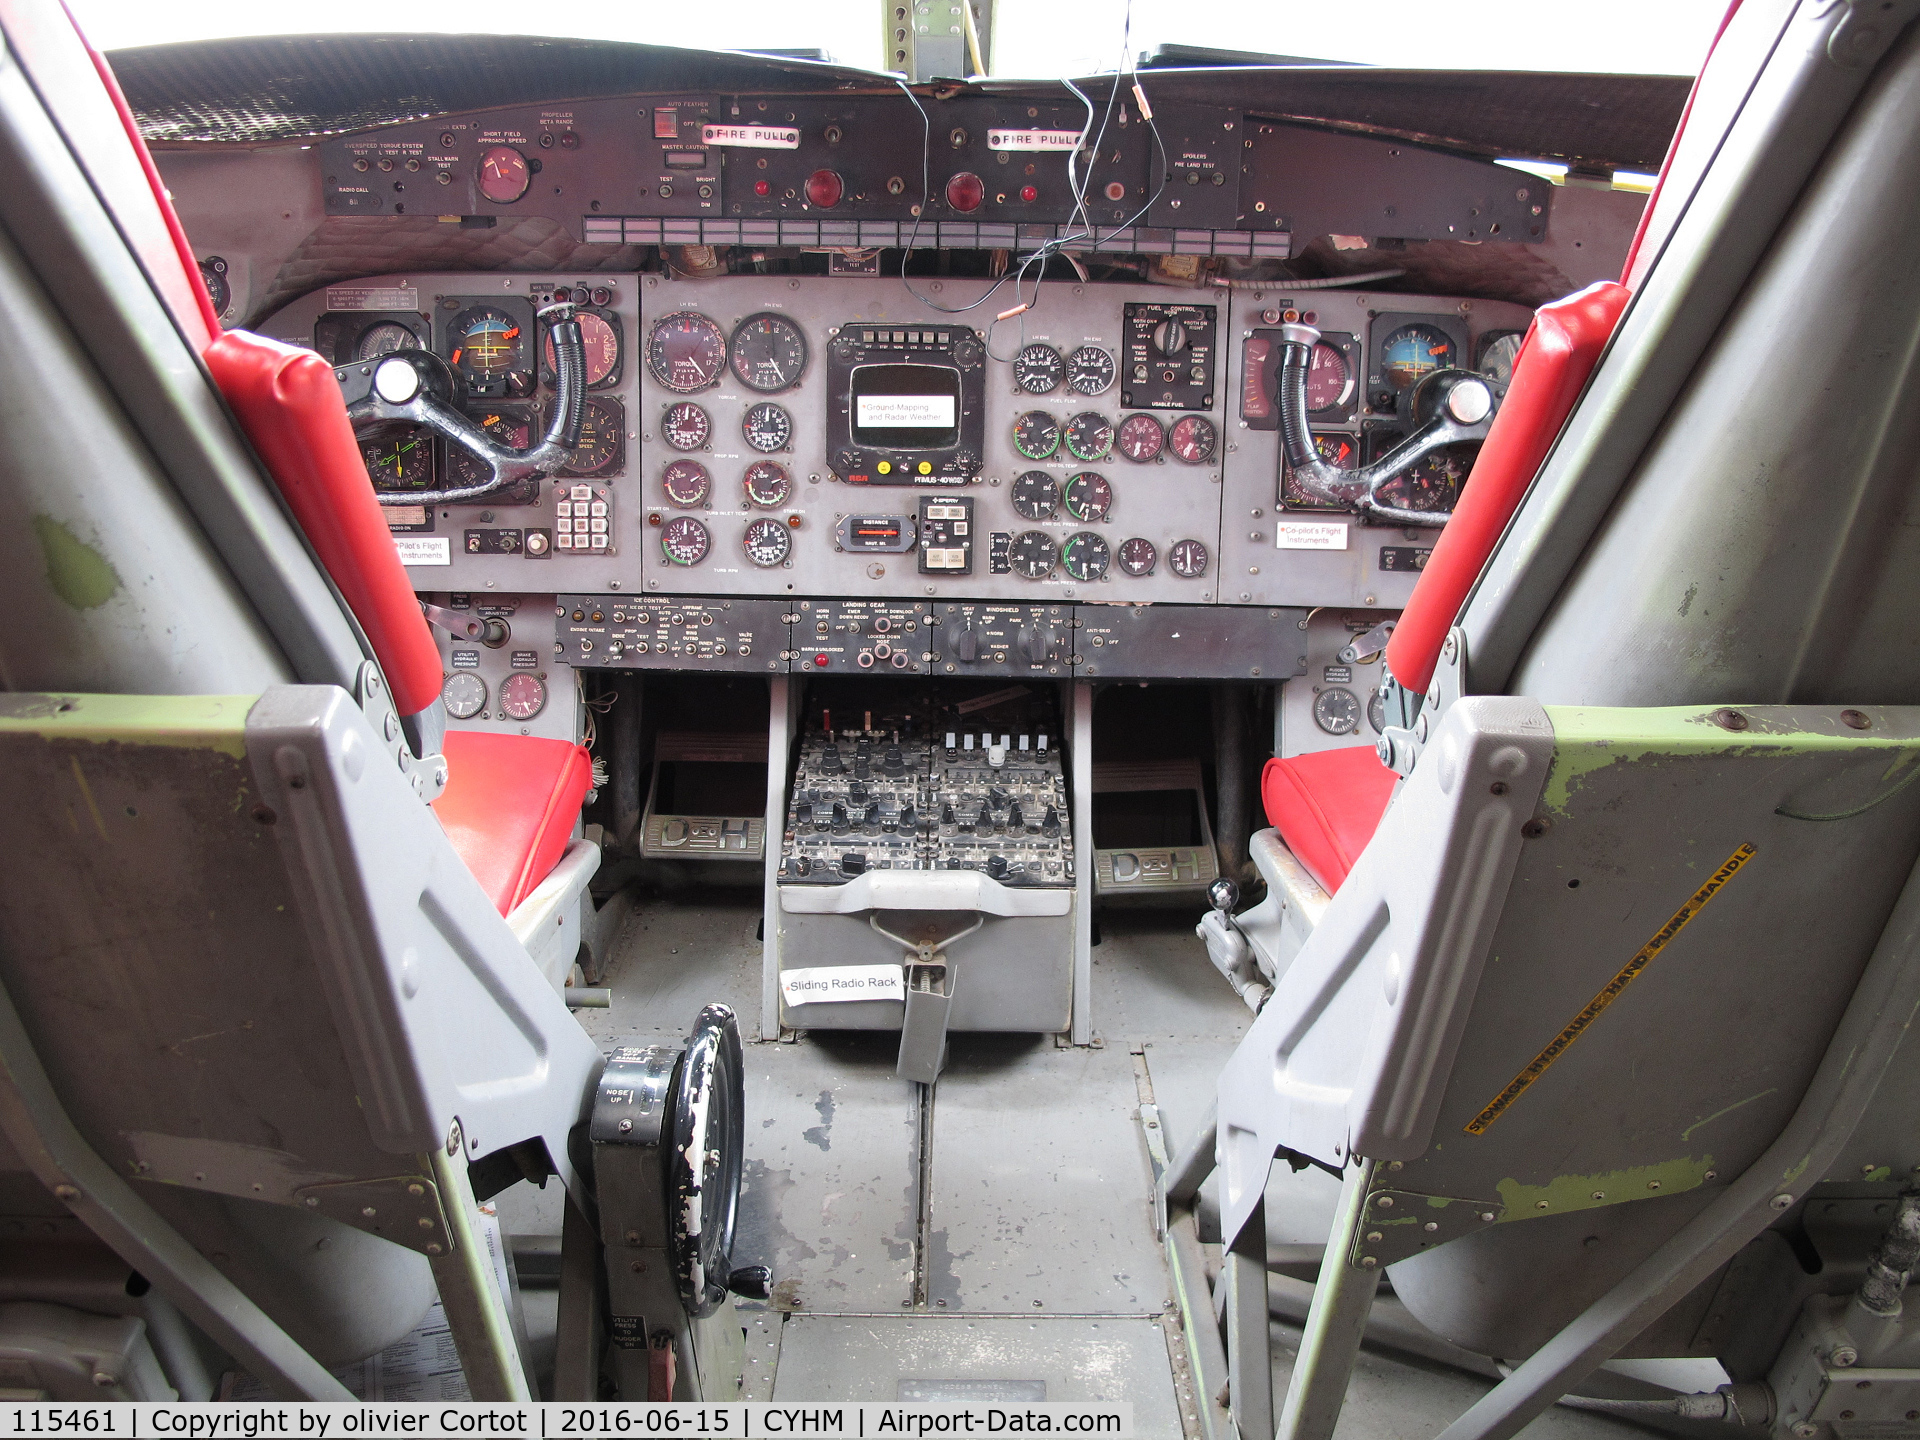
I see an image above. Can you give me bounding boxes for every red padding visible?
[1260,747,1399,895]
[1383,280,1631,697]
[433,732,593,916]
[205,330,445,719]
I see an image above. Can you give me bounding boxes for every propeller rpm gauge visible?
[663,402,711,451]
[742,402,792,453]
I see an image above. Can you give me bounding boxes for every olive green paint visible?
[1497,1154,1717,1221]
[0,693,256,759]
[32,515,120,610]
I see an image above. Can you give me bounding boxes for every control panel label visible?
[325,284,419,311]
[857,395,956,428]
[701,124,800,149]
[781,964,905,1006]
[394,536,451,565]
[1379,546,1433,572]
[988,128,1084,151]
[1275,522,1348,551]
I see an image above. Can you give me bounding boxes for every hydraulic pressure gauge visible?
[742,402,792,453]
[660,516,711,565]
[499,673,548,722]
[1117,537,1157,577]
[743,516,792,567]
[743,461,791,509]
[1011,471,1059,521]
[729,313,809,392]
[1063,472,1112,523]
[1060,531,1110,582]
[1064,412,1114,463]
[441,672,486,720]
[1012,410,1061,461]
[1010,530,1059,578]
[1067,346,1115,396]
[1168,538,1209,578]
[560,398,623,476]
[1116,413,1164,463]
[1168,414,1217,465]
[1314,687,1362,736]
[647,312,728,392]
[1012,343,1063,395]
[662,459,711,508]
[477,145,531,204]
[663,401,711,451]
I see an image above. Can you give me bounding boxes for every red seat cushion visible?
[433,732,593,915]
[1261,748,1399,894]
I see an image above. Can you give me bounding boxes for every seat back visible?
[1216,697,1920,1361]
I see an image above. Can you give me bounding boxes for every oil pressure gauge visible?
[1012,471,1059,521]
[1061,531,1110,581]
[1010,530,1059,578]
[1063,472,1112,523]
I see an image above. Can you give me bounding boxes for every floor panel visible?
[581,890,763,1046]
[1090,908,1255,1045]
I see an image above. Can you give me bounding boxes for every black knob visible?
[942,802,957,827]
[1209,878,1239,913]
[1042,805,1060,837]
[728,1265,773,1301]
[899,804,916,830]
[986,854,1008,879]
[821,745,843,774]
[795,802,814,828]
[949,618,979,662]
[839,852,867,876]
[831,802,849,832]
[1007,801,1025,831]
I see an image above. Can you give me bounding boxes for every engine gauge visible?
[1067,346,1115,396]
[1010,530,1059,579]
[1168,538,1209,578]
[499,672,548,722]
[1063,472,1112,523]
[662,401,711,451]
[356,321,420,361]
[1376,443,1472,514]
[360,427,432,490]
[441,671,487,720]
[1117,537,1157,576]
[448,306,525,384]
[1478,330,1524,385]
[647,312,728,392]
[1168,414,1217,465]
[561,397,623,476]
[662,459,711,508]
[543,310,621,387]
[477,145,531,204]
[744,516,792,567]
[1314,687,1361,736]
[448,408,534,493]
[1380,323,1456,391]
[742,401,793,453]
[660,516,711,566]
[1012,343,1063,395]
[1307,342,1355,413]
[729,312,809,393]
[1065,412,1114,463]
[743,461,791,508]
[1116,413,1164,463]
[1011,471,1059,521]
[1012,410,1061,461]
[1060,531,1110,581]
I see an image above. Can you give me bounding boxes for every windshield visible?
[72,0,1720,78]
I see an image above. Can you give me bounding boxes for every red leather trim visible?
[205,330,446,718]
[1383,280,1630,697]
[1261,748,1398,894]
[67,9,221,346]
[434,731,593,916]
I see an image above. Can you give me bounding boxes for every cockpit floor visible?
[497,890,1667,1436]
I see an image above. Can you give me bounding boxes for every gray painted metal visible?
[1224,1196,1273,1440]
[1273,1160,1378,1440]
[1071,681,1095,1045]
[429,1122,533,1401]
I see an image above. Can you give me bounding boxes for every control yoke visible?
[1277,322,1500,527]
[336,301,588,506]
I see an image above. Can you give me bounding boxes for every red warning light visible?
[1019,184,1039,203]
[754,180,771,197]
[945,171,985,213]
[806,169,844,208]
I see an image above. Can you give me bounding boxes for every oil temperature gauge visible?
[1012,410,1061,461]
[1116,413,1164,463]
[441,672,486,720]
[1168,538,1209,578]
[742,402,793,453]
[660,516,711,565]
[1012,471,1059,521]
[743,461,791,509]
[1314,687,1361,736]
[1010,530,1059,578]
[662,401,711,451]
[1013,343,1063,395]
[1061,531,1110,582]
[744,517,792,567]
[1169,414,1217,465]
[1117,537,1156,576]
[499,673,548,722]
[1063,472,1112,523]
[1065,413,1114,463]
[662,459,711,508]
[1067,346,1115,395]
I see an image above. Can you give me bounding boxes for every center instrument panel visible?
[261,274,1534,620]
